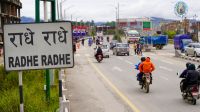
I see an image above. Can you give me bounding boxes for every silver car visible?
[102,44,110,58]
[113,43,130,56]
[185,43,200,57]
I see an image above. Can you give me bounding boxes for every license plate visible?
[192,92,198,96]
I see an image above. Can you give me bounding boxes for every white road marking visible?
[159,66,173,72]
[160,60,173,65]
[117,57,123,60]
[112,66,123,72]
[160,76,169,81]
[125,60,133,65]
[149,53,156,56]
[75,54,80,57]
[85,54,90,57]
[159,53,174,56]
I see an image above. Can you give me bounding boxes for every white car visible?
[185,43,200,57]
[102,44,110,58]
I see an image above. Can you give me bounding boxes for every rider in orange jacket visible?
[139,57,155,73]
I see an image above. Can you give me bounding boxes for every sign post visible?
[35,0,57,103]
[4,22,74,112]
[19,71,23,112]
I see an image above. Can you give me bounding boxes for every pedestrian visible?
[136,43,141,55]
[133,42,137,55]
[81,38,85,46]
[140,44,143,56]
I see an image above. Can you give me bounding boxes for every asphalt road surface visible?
[65,39,200,112]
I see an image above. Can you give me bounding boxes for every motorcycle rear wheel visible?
[145,82,150,93]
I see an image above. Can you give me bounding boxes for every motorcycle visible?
[96,54,103,63]
[141,73,152,93]
[180,82,200,105]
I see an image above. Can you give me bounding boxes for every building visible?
[161,18,190,34]
[117,18,151,32]
[0,0,22,42]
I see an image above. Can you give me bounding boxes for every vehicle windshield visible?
[117,44,129,47]
[102,45,108,49]
[195,44,200,48]
[182,39,192,46]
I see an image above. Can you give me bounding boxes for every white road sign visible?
[4,22,74,71]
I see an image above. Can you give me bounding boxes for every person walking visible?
[133,42,137,55]
[81,38,85,46]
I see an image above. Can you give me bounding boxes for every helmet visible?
[186,62,191,69]
[141,57,146,62]
[188,64,196,70]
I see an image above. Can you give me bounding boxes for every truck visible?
[126,30,140,44]
[140,35,168,50]
[174,34,193,52]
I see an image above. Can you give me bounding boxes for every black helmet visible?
[141,57,146,62]
[186,62,191,69]
[188,64,196,70]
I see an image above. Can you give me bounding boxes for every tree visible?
[163,31,176,39]
[113,33,122,42]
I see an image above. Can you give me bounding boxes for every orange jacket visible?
[139,58,155,73]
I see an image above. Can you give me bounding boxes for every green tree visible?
[113,33,122,42]
[163,31,176,39]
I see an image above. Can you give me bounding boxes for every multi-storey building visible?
[117,18,151,33]
[0,0,22,42]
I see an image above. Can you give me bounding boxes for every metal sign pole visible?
[43,0,51,102]
[59,69,63,112]
[19,71,24,112]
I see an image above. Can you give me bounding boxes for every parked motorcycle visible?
[141,73,152,93]
[180,82,200,105]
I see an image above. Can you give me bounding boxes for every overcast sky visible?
[20,0,200,22]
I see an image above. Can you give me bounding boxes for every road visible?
[65,39,200,112]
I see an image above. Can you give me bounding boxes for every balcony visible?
[1,0,22,8]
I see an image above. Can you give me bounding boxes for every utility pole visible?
[60,0,68,20]
[194,14,199,42]
[118,2,119,30]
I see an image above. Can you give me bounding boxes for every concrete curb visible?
[179,54,200,63]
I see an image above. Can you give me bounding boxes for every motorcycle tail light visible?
[191,85,199,92]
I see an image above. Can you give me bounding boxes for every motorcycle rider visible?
[179,62,191,92]
[197,65,200,73]
[107,36,110,42]
[135,57,146,85]
[95,46,103,59]
[182,64,200,92]
[139,57,155,84]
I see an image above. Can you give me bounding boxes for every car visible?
[113,43,130,56]
[110,40,118,49]
[102,44,110,58]
[185,43,200,57]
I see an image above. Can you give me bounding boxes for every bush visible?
[0,66,59,112]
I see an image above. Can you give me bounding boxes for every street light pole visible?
[60,0,68,20]
[194,14,198,42]
[57,0,60,20]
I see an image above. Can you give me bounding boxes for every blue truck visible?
[174,34,193,52]
[140,35,168,50]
